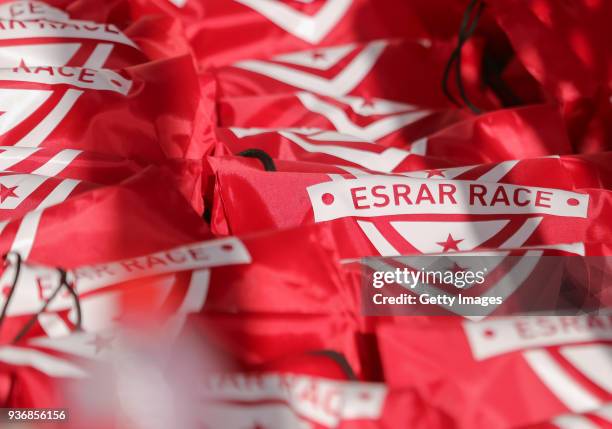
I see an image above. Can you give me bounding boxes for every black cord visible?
[12,269,82,344]
[442,0,486,114]
[309,350,358,381]
[0,253,23,336]
[238,149,277,172]
[62,273,82,333]
[203,206,212,223]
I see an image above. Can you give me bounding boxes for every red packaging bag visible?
[126,0,430,68]
[215,102,571,169]
[0,167,210,266]
[205,154,395,176]
[181,222,358,372]
[391,151,612,191]
[197,364,463,429]
[404,104,572,163]
[0,1,150,69]
[0,235,249,344]
[198,352,457,429]
[202,155,390,227]
[0,147,203,216]
[203,144,582,210]
[215,128,456,174]
[0,344,369,425]
[0,224,358,406]
[520,404,612,429]
[0,0,132,23]
[491,0,612,105]
[0,0,117,21]
[218,98,570,159]
[193,309,360,377]
[377,315,612,428]
[490,0,612,152]
[0,55,214,163]
[209,155,612,258]
[0,171,97,221]
[218,92,471,148]
[0,218,355,371]
[0,0,194,66]
[0,146,140,184]
[0,333,97,409]
[214,38,498,110]
[201,372,388,429]
[112,223,357,374]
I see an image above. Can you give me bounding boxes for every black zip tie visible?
[12,268,82,344]
[309,350,358,381]
[442,0,486,114]
[0,253,23,336]
[238,149,277,172]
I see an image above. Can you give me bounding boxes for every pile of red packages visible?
[0,0,611,428]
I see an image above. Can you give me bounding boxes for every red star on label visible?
[484,329,496,338]
[0,184,18,203]
[359,391,371,400]
[89,335,114,354]
[436,234,464,252]
[311,51,325,61]
[360,94,376,109]
[426,169,446,178]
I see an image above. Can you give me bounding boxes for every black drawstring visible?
[61,272,82,334]
[11,268,82,344]
[238,149,277,172]
[442,0,486,114]
[203,207,212,224]
[0,253,23,336]
[309,350,358,381]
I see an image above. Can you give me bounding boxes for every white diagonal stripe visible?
[234,40,387,96]
[38,313,72,338]
[357,220,400,257]
[36,178,80,210]
[15,89,83,148]
[0,43,81,67]
[163,269,211,339]
[553,415,599,429]
[9,210,43,259]
[31,149,82,177]
[560,345,612,393]
[477,160,520,183]
[0,147,40,171]
[593,403,612,421]
[83,43,114,69]
[280,131,409,172]
[0,88,53,136]
[523,349,602,413]
[500,217,543,248]
[9,178,80,258]
[0,345,86,378]
[297,92,430,141]
[234,0,351,44]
